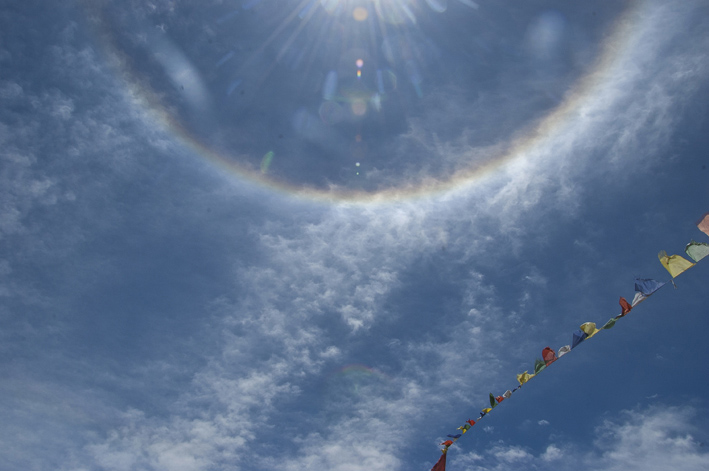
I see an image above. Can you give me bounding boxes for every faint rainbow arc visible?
[84,2,639,206]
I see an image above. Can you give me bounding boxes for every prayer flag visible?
[634,278,666,296]
[580,322,599,338]
[429,215,705,465]
[542,347,557,366]
[698,212,709,237]
[619,297,632,316]
[685,241,709,262]
[631,292,646,307]
[658,251,695,278]
[517,371,534,385]
[602,318,617,330]
[431,451,447,471]
[534,358,546,374]
[572,330,588,349]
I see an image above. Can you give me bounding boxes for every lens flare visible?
[425,0,448,13]
[352,7,368,21]
[261,151,274,173]
[83,0,639,203]
[351,100,367,116]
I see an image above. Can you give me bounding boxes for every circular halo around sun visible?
[81,0,632,203]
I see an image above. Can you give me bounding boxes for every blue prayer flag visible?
[571,330,588,349]
[634,278,666,296]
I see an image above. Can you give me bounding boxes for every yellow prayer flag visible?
[516,371,535,385]
[580,322,599,338]
[658,251,695,278]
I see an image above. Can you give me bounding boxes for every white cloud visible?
[452,451,484,469]
[320,346,342,359]
[454,405,709,471]
[277,438,401,471]
[2,1,708,471]
[492,445,532,462]
[589,406,709,471]
[541,444,562,461]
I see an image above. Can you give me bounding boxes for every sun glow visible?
[89,0,628,203]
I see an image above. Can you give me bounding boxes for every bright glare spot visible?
[356,59,364,68]
[356,162,360,166]
[352,7,368,21]
[351,100,367,116]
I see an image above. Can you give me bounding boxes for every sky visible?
[1,1,708,470]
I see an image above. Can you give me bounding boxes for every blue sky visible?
[1,1,708,470]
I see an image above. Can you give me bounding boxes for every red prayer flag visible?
[440,440,453,447]
[698,212,709,237]
[431,452,447,471]
[496,396,505,403]
[619,297,632,316]
[466,419,476,427]
[542,347,557,366]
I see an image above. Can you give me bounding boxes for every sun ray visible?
[233,0,315,82]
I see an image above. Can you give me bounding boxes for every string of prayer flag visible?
[431,212,708,470]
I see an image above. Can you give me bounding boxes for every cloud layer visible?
[1,1,708,471]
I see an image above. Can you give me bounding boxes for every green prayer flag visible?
[686,241,709,262]
[602,318,617,329]
[489,393,497,408]
[534,358,546,375]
